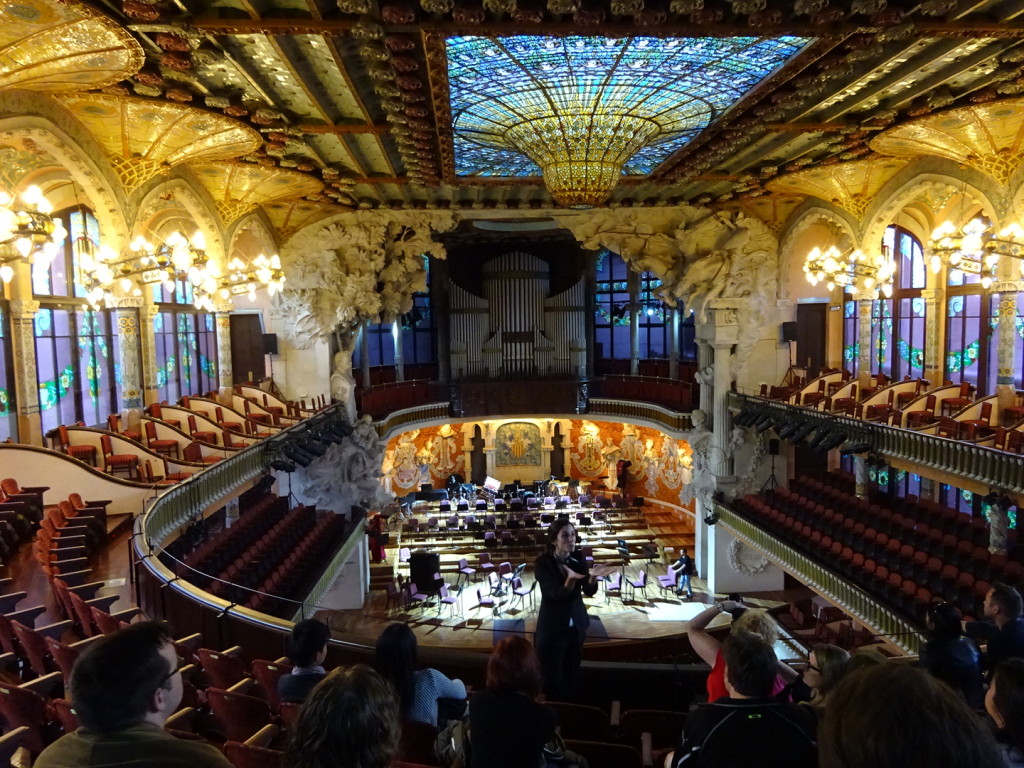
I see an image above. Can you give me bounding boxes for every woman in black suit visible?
[534,518,611,701]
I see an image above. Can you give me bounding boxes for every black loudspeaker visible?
[409,552,441,593]
[262,333,279,355]
[769,439,780,455]
[781,322,798,342]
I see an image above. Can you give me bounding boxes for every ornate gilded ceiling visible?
[766,157,910,219]
[190,161,325,224]
[6,0,1024,226]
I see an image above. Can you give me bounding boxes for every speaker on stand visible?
[762,438,780,492]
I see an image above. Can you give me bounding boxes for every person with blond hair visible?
[687,597,796,702]
[284,665,401,768]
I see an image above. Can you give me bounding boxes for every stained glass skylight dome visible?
[447,35,808,207]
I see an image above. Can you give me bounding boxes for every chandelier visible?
[79,230,216,309]
[222,253,286,301]
[0,186,67,283]
[803,245,896,298]
[929,217,1024,288]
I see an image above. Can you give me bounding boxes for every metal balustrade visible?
[731,392,1024,495]
[716,505,922,655]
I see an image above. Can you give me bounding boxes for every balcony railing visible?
[731,392,1024,495]
[715,505,922,655]
[589,398,694,433]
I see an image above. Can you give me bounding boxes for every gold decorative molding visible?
[189,161,323,226]
[871,99,1024,187]
[260,199,347,242]
[0,0,143,92]
[58,94,262,192]
[766,157,909,219]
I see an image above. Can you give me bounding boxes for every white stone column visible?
[697,339,712,414]
[668,307,679,380]
[920,287,942,386]
[110,296,144,410]
[392,320,405,382]
[855,292,874,384]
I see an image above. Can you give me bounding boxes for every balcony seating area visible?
[594,376,694,412]
[171,489,347,618]
[358,380,442,419]
[730,472,1023,626]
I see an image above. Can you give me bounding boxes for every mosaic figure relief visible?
[389,429,422,490]
[495,421,541,466]
[428,423,463,478]
[572,420,606,476]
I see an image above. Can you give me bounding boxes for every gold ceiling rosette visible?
[870,98,1024,187]
[0,0,143,92]
[766,157,910,219]
[58,94,262,192]
[189,162,324,225]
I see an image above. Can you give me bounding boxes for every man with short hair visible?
[36,621,231,768]
[278,617,331,703]
[666,632,817,768]
[672,549,695,599]
[965,582,1024,675]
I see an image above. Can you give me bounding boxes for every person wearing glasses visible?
[36,621,231,768]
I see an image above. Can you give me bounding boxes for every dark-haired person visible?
[666,632,817,768]
[374,622,466,728]
[818,663,1003,768]
[469,636,557,768]
[534,518,612,700]
[284,664,401,768]
[987,658,1024,767]
[801,643,850,713]
[920,602,983,709]
[279,618,331,704]
[36,621,231,768]
[965,583,1024,677]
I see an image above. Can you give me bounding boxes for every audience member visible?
[986,658,1024,767]
[965,583,1024,677]
[801,643,850,712]
[284,664,400,768]
[469,636,557,768]
[534,518,611,700]
[35,621,231,768]
[919,601,983,709]
[374,622,466,728]
[666,632,817,768]
[687,598,796,702]
[279,618,331,704]
[818,663,1003,768]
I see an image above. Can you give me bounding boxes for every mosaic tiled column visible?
[140,303,159,405]
[214,304,233,389]
[9,299,41,445]
[995,284,1021,389]
[111,297,143,410]
[920,288,942,385]
[855,292,874,385]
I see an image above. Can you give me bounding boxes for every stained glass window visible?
[946,293,984,389]
[35,308,78,431]
[594,248,631,362]
[447,35,808,178]
[32,207,96,298]
[843,300,859,375]
[354,257,436,371]
[867,226,926,379]
[154,310,217,402]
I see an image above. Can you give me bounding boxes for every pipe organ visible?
[449,251,585,379]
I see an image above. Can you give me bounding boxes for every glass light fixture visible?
[804,244,895,298]
[0,185,67,282]
[927,216,1019,289]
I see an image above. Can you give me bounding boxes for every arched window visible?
[594,248,632,362]
[867,225,926,380]
[152,279,217,401]
[33,207,121,431]
[945,248,998,394]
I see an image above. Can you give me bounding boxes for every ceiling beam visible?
[299,124,390,134]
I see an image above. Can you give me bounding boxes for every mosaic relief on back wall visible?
[495,421,541,466]
[382,419,694,510]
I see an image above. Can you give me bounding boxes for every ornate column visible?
[695,302,739,481]
[995,282,1022,410]
[214,301,234,390]
[9,299,41,445]
[140,302,160,405]
[110,297,144,410]
[696,338,712,414]
[855,291,874,385]
[920,287,942,386]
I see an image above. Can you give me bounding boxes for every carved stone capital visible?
[994,280,1024,293]
[8,299,40,318]
[108,295,145,309]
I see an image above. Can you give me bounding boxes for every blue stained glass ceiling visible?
[447,35,809,179]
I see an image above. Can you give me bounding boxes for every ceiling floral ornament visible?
[274,211,456,349]
[57,93,262,193]
[0,0,144,92]
[870,98,1024,187]
[188,161,324,225]
[766,157,910,219]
